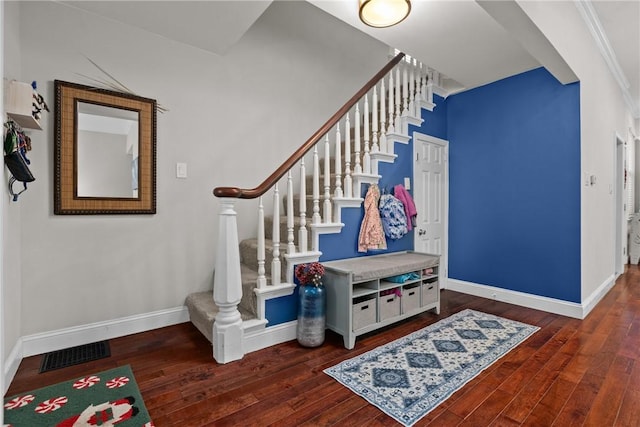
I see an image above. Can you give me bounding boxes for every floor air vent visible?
[39,341,111,373]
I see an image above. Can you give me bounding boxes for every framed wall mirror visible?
[54,80,156,214]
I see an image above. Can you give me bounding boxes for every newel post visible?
[212,198,244,363]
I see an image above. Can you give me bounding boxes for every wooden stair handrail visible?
[213,52,406,199]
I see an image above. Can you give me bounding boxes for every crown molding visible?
[575,0,640,118]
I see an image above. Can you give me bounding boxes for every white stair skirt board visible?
[404,116,423,128]
[386,132,410,146]
[254,283,297,324]
[370,152,397,164]
[447,277,615,320]
[243,320,298,355]
[420,99,436,112]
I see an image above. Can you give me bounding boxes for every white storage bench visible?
[322,251,440,349]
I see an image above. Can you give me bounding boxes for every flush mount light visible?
[359,0,411,28]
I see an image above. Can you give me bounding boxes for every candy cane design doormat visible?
[4,365,153,426]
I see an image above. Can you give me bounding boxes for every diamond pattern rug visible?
[324,309,539,426]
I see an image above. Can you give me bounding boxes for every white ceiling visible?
[57,0,639,117]
[311,0,639,117]
[58,1,272,55]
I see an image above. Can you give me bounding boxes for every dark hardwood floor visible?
[7,265,640,426]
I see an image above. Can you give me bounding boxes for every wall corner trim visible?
[581,273,616,318]
[575,0,639,117]
[4,338,23,395]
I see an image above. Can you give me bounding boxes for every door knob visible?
[418,229,426,236]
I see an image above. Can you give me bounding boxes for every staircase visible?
[186,51,438,363]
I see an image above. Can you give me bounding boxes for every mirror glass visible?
[77,103,139,198]
[54,80,156,214]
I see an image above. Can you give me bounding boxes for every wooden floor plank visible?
[7,265,640,426]
[582,355,634,426]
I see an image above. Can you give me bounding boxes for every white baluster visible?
[363,94,371,175]
[380,78,387,154]
[334,122,343,198]
[427,69,434,105]
[409,62,416,117]
[272,184,281,286]
[388,72,395,138]
[298,161,308,253]
[371,86,379,153]
[286,171,295,255]
[395,67,401,132]
[402,63,409,117]
[323,135,332,223]
[312,144,321,224]
[213,198,244,363]
[257,196,266,289]
[422,66,429,103]
[415,62,423,117]
[354,103,362,174]
[344,112,353,198]
[418,62,425,103]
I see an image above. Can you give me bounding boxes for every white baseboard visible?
[6,276,616,392]
[3,305,295,390]
[243,320,297,354]
[21,306,189,358]
[3,306,189,392]
[447,279,584,319]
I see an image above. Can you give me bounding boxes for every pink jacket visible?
[394,184,417,231]
[358,184,387,252]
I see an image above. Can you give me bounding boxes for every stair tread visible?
[186,291,255,320]
[240,263,274,283]
[241,237,277,249]
[185,291,255,344]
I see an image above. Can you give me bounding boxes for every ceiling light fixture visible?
[359,0,411,28]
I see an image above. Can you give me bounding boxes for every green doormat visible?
[4,365,154,427]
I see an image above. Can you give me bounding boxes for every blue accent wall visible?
[265,287,299,326]
[447,67,581,302]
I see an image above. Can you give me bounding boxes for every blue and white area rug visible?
[324,309,539,426]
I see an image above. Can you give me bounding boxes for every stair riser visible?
[264,216,313,254]
[284,193,332,218]
[239,276,257,317]
[265,215,304,246]
[239,239,286,280]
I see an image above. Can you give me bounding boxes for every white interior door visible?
[615,135,625,274]
[413,133,448,284]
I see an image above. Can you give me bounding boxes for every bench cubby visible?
[323,251,440,349]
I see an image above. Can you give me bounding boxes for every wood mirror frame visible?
[54,80,156,214]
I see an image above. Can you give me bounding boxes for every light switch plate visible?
[404,177,411,190]
[176,162,187,178]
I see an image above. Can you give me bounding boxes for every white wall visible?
[3,0,23,379]
[1,0,5,414]
[9,1,388,339]
[518,1,638,301]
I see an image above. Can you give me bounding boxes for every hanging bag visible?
[4,126,35,201]
[379,193,408,240]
